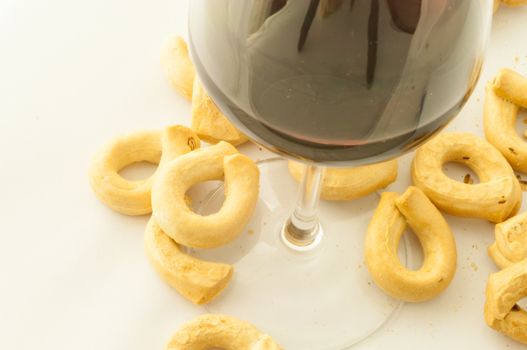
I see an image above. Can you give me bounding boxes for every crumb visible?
[515,56,520,64]
[357,264,362,269]
[463,174,473,184]
[367,282,372,286]
[248,229,254,235]
[509,147,518,155]
[470,262,479,272]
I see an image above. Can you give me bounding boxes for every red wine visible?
[189,0,489,165]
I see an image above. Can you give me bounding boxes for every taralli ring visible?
[365,186,457,302]
[144,218,232,304]
[488,211,527,269]
[484,69,527,173]
[89,125,199,215]
[191,78,248,146]
[484,260,527,344]
[500,0,527,7]
[288,159,397,201]
[166,314,282,350]
[152,141,259,248]
[161,36,195,100]
[162,36,248,146]
[412,132,521,223]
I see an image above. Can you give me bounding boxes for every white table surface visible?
[1,1,527,349]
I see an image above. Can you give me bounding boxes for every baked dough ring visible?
[161,36,195,100]
[488,211,527,269]
[494,0,501,12]
[191,78,248,146]
[162,36,248,146]
[166,314,282,350]
[484,71,527,173]
[89,125,199,215]
[288,159,397,201]
[501,0,527,7]
[412,132,521,223]
[365,186,457,302]
[484,260,527,344]
[152,141,259,248]
[144,217,232,304]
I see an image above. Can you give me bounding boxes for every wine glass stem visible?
[282,164,325,248]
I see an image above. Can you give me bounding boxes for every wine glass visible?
[188,1,492,348]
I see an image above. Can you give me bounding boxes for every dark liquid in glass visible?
[190,0,486,165]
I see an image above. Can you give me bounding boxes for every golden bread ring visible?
[161,36,195,100]
[501,0,527,6]
[166,314,282,350]
[484,70,527,173]
[162,36,248,146]
[488,211,527,269]
[494,0,501,12]
[412,132,521,223]
[152,141,259,248]
[484,260,527,344]
[89,126,199,215]
[288,159,397,201]
[144,218,232,304]
[191,79,248,146]
[365,186,457,302]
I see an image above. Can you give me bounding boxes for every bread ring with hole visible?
[484,259,527,344]
[494,0,501,12]
[288,159,397,201]
[161,36,195,100]
[144,217,232,304]
[484,70,527,173]
[88,125,200,215]
[500,0,527,7]
[166,314,282,350]
[488,211,527,269]
[191,78,248,146]
[411,132,521,223]
[365,186,457,302]
[152,141,259,248]
[161,36,248,146]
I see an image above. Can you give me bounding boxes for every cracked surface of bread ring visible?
[166,314,282,350]
[288,159,397,201]
[365,186,457,302]
[412,132,521,223]
[88,126,199,215]
[489,211,527,269]
[484,260,527,344]
[144,218,232,304]
[152,141,259,248]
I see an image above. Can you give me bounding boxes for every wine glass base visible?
[191,158,407,349]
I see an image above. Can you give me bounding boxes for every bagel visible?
[166,314,282,350]
[484,260,527,344]
[144,218,232,304]
[412,132,521,223]
[88,125,199,215]
[365,186,457,302]
[288,159,397,201]
[152,141,259,248]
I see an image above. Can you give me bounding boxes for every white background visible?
[1,0,527,349]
